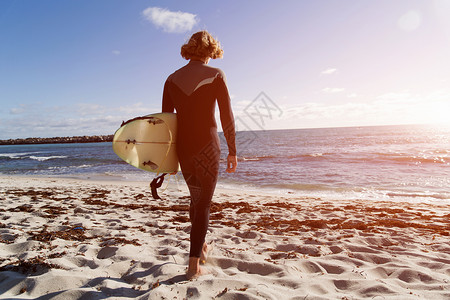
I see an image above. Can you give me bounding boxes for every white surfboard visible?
[112,113,180,173]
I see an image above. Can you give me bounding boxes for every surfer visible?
[162,30,237,280]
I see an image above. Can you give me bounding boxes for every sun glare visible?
[428,100,450,125]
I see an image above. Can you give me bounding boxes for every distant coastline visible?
[0,135,113,145]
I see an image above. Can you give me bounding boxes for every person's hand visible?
[226,155,237,173]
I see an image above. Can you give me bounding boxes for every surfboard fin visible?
[150,173,167,199]
[147,118,164,125]
[120,115,164,127]
[143,160,158,170]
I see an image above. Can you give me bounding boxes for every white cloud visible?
[398,10,422,32]
[118,102,158,116]
[112,50,121,55]
[375,91,415,104]
[321,68,337,75]
[10,104,26,115]
[142,7,198,33]
[0,101,162,139]
[243,88,450,130]
[76,103,103,116]
[322,87,345,93]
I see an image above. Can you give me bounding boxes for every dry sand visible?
[0,175,449,299]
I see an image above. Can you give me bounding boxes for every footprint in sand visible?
[97,246,119,259]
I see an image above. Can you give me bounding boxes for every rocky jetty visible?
[0,135,114,145]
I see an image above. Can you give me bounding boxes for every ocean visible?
[1,124,449,204]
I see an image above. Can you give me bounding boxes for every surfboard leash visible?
[150,173,167,199]
[150,116,178,199]
[150,172,178,199]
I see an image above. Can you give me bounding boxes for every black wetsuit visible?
[162,60,236,258]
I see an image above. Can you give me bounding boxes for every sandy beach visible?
[0,175,449,299]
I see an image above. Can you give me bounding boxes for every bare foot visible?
[186,265,210,280]
[186,257,210,280]
[200,242,211,264]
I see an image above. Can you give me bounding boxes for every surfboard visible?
[112,112,180,173]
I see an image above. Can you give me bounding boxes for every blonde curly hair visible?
[181,31,224,60]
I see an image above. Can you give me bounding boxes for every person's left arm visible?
[216,70,237,173]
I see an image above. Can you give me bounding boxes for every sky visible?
[1,0,450,139]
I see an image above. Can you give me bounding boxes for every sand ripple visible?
[0,176,449,299]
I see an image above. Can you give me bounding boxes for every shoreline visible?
[0,135,113,145]
[2,173,449,207]
[1,175,449,299]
